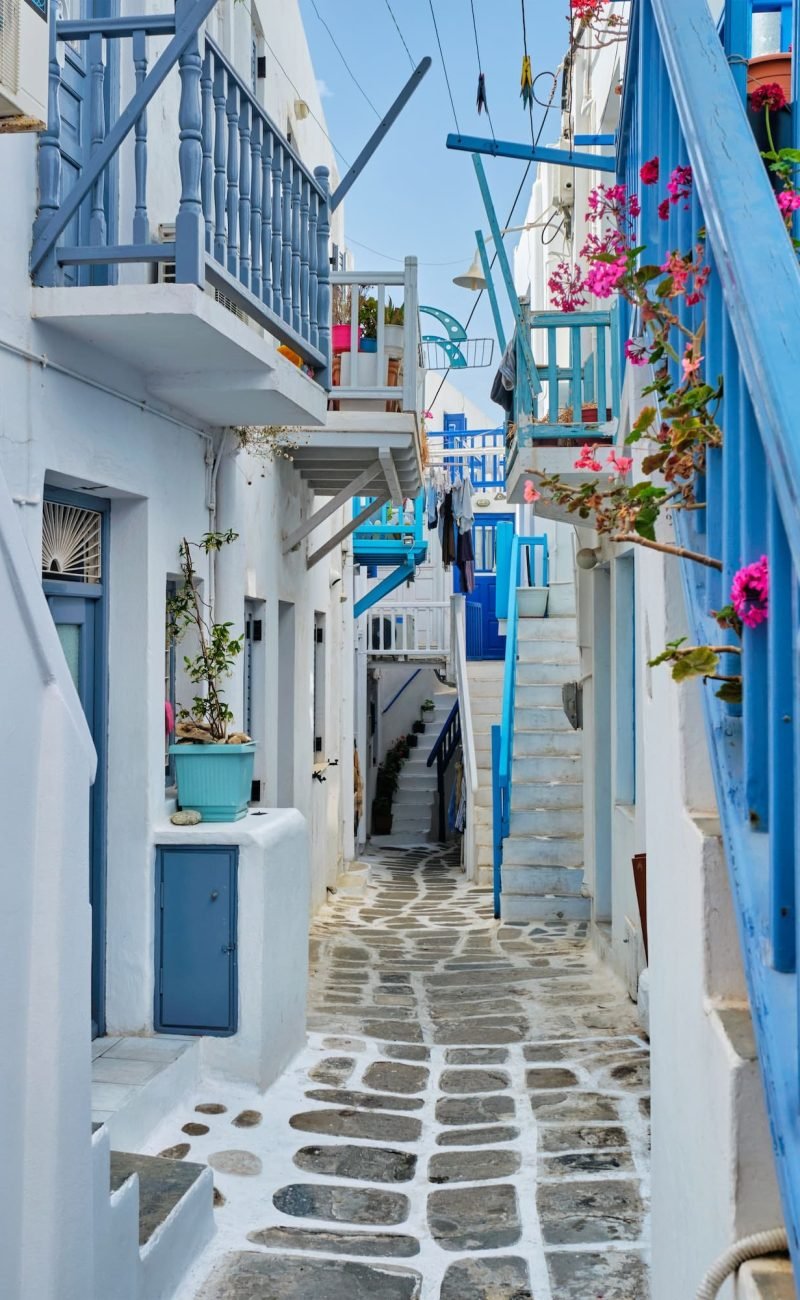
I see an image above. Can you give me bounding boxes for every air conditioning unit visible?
[156,223,177,284]
[0,0,48,127]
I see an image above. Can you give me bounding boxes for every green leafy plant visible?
[359,294,379,340]
[167,531,244,742]
[384,297,405,326]
[648,638,742,703]
[421,698,435,712]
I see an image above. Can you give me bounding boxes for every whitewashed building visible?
[0,0,424,1293]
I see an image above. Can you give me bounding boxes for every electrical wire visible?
[427,0,461,134]
[383,0,416,70]
[347,235,471,267]
[429,67,560,412]
[469,0,496,140]
[260,32,352,168]
[308,0,382,121]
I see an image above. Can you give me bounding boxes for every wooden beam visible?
[0,115,45,134]
[379,448,403,506]
[281,460,383,553]
[307,493,390,569]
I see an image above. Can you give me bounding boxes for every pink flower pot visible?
[332,323,361,354]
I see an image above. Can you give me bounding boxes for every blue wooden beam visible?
[475,229,506,352]
[573,133,616,146]
[471,154,540,394]
[354,556,416,618]
[329,58,431,213]
[447,133,617,173]
[31,0,218,275]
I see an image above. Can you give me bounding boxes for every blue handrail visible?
[427,699,461,841]
[492,528,550,917]
[381,669,421,716]
[620,0,800,1263]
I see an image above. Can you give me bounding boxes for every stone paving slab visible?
[160,846,650,1300]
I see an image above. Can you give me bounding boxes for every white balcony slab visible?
[291,412,423,500]
[506,441,616,524]
[32,283,329,429]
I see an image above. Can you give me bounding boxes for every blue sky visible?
[297,0,569,417]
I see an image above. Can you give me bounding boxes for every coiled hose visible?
[696,1228,789,1299]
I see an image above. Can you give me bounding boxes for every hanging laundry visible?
[440,488,456,568]
[452,474,474,535]
[426,479,438,530]
[491,335,517,413]
[476,72,488,115]
[520,54,534,109]
[457,526,475,594]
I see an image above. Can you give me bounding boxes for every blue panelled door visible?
[155,846,238,1035]
[455,513,511,660]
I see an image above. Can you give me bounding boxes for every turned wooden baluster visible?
[238,99,251,289]
[34,12,63,285]
[175,0,204,285]
[308,188,319,348]
[300,177,310,340]
[132,31,149,246]
[212,55,226,265]
[250,115,262,300]
[314,165,331,382]
[271,139,283,313]
[88,32,107,247]
[281,152,292,323]
[290,167,301,334]
[261,129,273,305]
[226,75,239,277]
[200,46,213,253]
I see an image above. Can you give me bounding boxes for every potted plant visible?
[748,51,792,103]
[384,298,405,358]
[332,284,359,354]
[412,719,425,735]
[167,530,255,822]
[358,294,379,353]
[421,698,435,716]
[407,731,418,749]
[372,794,393,835]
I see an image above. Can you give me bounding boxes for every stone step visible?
[513,730,582,758]
[515,683,566,708]
[514,705,571,732]
[510,780,583,810]
[517,616,577,641]
[503,835,583,869]
[516,661,580,686]
[501,863,586,894]
[469,694,504,716]
[500,891,591,922]
[509,806,583,836]
[541,583,576,617]
[109,1150,211,1250]
[394,786,435,804]
[512,754,583,783]
[517,640,580,666]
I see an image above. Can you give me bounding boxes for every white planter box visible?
[518,587,549,618]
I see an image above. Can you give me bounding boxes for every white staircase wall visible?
[466,660,505,889]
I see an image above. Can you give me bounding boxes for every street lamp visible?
[452,220,553,292]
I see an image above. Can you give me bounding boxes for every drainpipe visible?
[696,1229,789,1300]
[206,429,231,618]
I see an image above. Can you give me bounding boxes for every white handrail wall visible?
[451,594,479,882]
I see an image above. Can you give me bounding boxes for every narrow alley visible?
[161,847,650,1299]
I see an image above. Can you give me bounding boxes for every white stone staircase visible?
[387,686,457,843]
[500,603,589,922]
[466,660,505,888]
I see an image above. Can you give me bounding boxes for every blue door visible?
[455,514,510,660]
[43,491,108,1037]
[155,846,238,1035]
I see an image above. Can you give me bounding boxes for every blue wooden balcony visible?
[618,0,800,1268]
[505,308,621,511]
[352,495,427,568]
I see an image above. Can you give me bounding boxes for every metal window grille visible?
[41,500,102,582]
[0,0,20,95]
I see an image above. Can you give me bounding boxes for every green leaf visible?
[715,681,743,704]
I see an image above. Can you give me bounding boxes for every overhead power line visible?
[383,0,416,69]
[427,0,461,134]
[308,0,382,121]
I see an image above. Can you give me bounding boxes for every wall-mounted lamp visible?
[576,547,600,570]
[294,99,310,121]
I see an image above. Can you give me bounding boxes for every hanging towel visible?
[440,489,456,568]
[426,481,438,530]
[457,527,475,594]
[452,475,474,534]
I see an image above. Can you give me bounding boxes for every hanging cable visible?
[347,235,472,267]
[308,0,382,121]
[469,0,495,138]
[383,0,415,70]
[429,67,560,413]
[427,0,461,134]
[260,33,352,167]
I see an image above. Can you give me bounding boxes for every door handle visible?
[221,943,237,954]
[210,890,219,901]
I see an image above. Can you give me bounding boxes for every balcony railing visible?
[367,603,450,657]
[352,494,426,565]
[620,0,800,1263]
[515,308,620,443]
[330,262,422,414]
[438,428,506,490]
[31,0,331,377]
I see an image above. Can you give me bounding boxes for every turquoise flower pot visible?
[169,742,256,822]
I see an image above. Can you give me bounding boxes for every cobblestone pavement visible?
[165,846,651,1300]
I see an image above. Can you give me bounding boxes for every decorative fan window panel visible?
[41,500,102,583]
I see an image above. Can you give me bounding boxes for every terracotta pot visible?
[747,52,793,102]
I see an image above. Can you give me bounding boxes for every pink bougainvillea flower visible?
[571,0,607,17]
[165,700,175,736]
[731,556,769,628]
[661,250,691,294]
[640,156,660,185]
[751,82,788,112]
[585,254,627,299]
[658,198,671,222]
[625,338,649,366]
[608,450,634,476]
[667,164,693,209]
[575,444,603,473]
[548,260,588,313]
[777,190,800,214]
[523,480,541,504]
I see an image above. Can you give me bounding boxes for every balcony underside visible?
[32,283,329,429]
[291,413,423,500]
[507,429,616,525]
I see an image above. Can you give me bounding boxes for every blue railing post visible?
[175,0,204,286]
[212,54,226,265]
[133,31,150,246]
[315,165,331,386]
[225,77,240,278]
[260,130,273,305]
[88,33,107,249]
[238,99,251,291]
[34,11,63,287]
[496,522,514,620]
[250,115,262,290]
[492,724,502,918]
